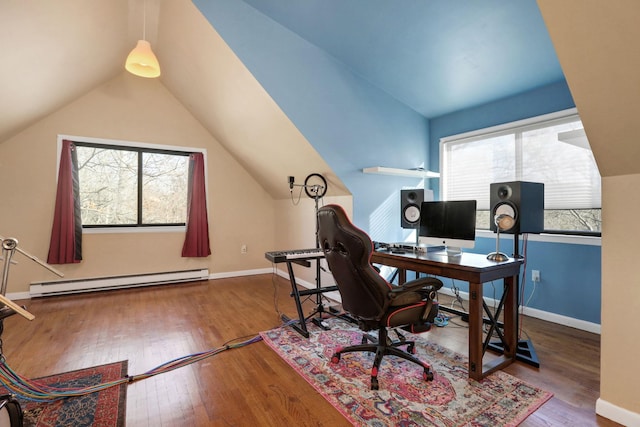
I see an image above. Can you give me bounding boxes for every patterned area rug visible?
[7,361,128,427]
[260,319,552,426]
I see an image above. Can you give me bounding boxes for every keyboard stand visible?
[280,256,360,338]
[279,258,335,337]
[265,248,356,337]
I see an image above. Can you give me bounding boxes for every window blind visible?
[441,111,601,212]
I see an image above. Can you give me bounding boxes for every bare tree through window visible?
[75,144,189,226]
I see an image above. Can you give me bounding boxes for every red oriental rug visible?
[7,361,127,427]
[260,318,552,426]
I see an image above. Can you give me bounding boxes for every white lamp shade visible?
[125,40,161,78]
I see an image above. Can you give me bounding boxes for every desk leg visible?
[468,281,483,381]
[397,268,406,285]
[469,277,518,381]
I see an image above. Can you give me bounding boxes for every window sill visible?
[476,229,601,246]
[83,226,186,234]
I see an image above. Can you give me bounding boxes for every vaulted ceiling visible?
[0,0,562,137]
[239,0,563,118]
[1,0,638,196]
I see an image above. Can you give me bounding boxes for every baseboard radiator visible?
[30,269,210,297]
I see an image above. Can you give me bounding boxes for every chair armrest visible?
[388,277,443,306]
[393,277,443,293]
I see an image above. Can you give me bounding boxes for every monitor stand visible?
[445,246,462,257]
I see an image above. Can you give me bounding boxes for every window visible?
[441,109,601,234]
[74,141,191,227]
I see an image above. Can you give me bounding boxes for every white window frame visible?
[57,135,207,234]
[438,108,601,246]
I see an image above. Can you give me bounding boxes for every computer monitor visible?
[418,200,477,256]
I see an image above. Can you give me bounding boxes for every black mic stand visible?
[487,232,540,367]
[308,187,332,330]
[287,174,348,331]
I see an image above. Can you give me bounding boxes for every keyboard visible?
[265,248,325,263]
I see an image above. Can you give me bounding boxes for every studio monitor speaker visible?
[401,189,424,229]
[490,181,544,234]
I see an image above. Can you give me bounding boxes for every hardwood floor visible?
[2,274,621,426]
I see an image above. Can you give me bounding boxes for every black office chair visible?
[317,204,443,390]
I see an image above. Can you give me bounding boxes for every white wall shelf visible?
[362,166,440,178]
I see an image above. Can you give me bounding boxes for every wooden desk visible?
[371,249,522,381]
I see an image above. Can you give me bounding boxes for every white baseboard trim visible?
[437,287,601,334]
[9,269,271,300]
[521,304,600,334]
[596,398,640,427]
[6,291,30,302]
[10,268,600,335]
[209,268,272,280]
[30,269,210,297]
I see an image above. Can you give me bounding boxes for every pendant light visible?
[125,0,161,78]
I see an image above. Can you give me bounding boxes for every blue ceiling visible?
[240,0,564,118]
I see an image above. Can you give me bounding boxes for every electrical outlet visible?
[241,244,247,254]
[532,270,540,283]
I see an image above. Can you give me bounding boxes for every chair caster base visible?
[423,369,434,381]
[370,376,379,390]
[330,330,435,390]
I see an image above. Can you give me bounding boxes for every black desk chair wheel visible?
[317,204,443,390]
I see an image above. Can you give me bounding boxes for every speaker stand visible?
[487,232,540,368]
[488,339,540,368]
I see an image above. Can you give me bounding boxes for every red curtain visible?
[182,152,211,257]
[47,140,82,264]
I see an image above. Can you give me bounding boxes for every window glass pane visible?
[521,121,601,210]
[441,112,601,234]
[77,146,138,225]
[142,153,189,224]
[544,209,601,233]
[75,143,192,227]
[444,134,515,209]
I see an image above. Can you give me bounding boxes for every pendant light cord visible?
[142,0,147,40]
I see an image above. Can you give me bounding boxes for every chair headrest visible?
[317,204,392,319]
[317,204,373,265]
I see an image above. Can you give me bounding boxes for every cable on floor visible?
[0,316,297,403]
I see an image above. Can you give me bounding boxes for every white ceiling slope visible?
[0,0,341,199]
[2,0,638,200]
[0,0,130,142]
[0,0,564,145]
[156,0,346,198]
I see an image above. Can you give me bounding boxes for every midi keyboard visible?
[264,248,325,264]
